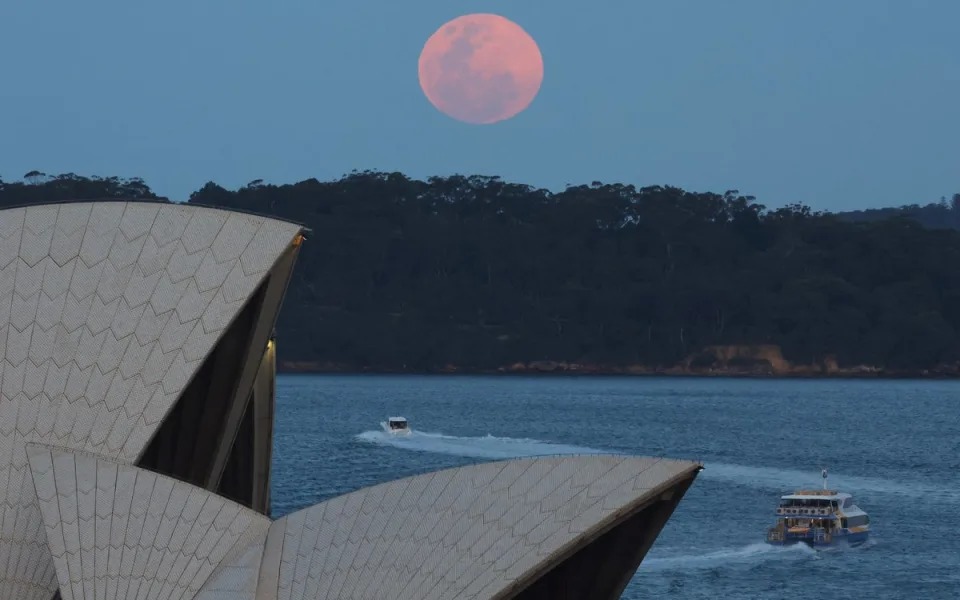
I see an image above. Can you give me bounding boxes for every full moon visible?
[418,14,544,125]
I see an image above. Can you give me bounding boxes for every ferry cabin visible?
[767,490,870,547]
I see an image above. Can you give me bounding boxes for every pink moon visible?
[418,14,544,125]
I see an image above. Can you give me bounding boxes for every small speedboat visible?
[381,417,411,436]
[765,469,870,548]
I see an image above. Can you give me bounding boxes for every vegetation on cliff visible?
[3,171,960,374]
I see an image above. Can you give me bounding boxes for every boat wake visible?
[702,462,960,502]
[354,430,610,460]
[640,542,816,572]
[354,432,958,502]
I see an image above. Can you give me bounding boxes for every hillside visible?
[4,172,960,376]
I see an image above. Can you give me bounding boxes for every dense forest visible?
[837,195,960,230]
[3,172,960,376]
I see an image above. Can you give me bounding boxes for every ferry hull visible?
[766,530,869,548]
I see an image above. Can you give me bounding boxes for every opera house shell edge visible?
[0,201,701,600]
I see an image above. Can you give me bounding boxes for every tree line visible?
[3,171,960,374]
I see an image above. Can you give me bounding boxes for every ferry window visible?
[846,515,868,527]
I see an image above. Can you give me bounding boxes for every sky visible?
[1,0,958,211]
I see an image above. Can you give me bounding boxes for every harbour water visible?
[270,375,960,599]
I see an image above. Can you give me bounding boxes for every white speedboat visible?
[381,417,411,436]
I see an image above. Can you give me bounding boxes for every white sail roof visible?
[0,201,703,599]
[0,202,301,597]
[23,447,699,600]
[261,454,699,600]
[26,444,271,600]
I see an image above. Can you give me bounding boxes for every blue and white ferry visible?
[765,469,870,548]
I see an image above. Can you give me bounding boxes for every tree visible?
[23,170,46,185]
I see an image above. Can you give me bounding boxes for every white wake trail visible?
[702,462,960,502]
[640,542,816,572]
[355,429,610,460]
[355,431,958,502]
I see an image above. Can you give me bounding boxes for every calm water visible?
[270,375,960,599]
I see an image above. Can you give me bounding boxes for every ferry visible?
[381,417,411,436]
[765,469,870,548]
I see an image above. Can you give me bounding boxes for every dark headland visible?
[4,171,960,379]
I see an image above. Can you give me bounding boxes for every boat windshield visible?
[389,421,408,429]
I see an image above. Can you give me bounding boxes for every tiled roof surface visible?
[23,450,697,600]
[0,202,301,596]
[26,444,271,600]
[266,455,698,600]
[0,202,700,600]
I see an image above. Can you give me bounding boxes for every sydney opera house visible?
[0,201,701,599]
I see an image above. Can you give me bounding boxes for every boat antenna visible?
[821,467,828,490]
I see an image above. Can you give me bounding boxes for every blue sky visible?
[1,0,958,210]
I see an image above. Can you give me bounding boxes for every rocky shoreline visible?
[277,361,960,379]
[276,343,960,378]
